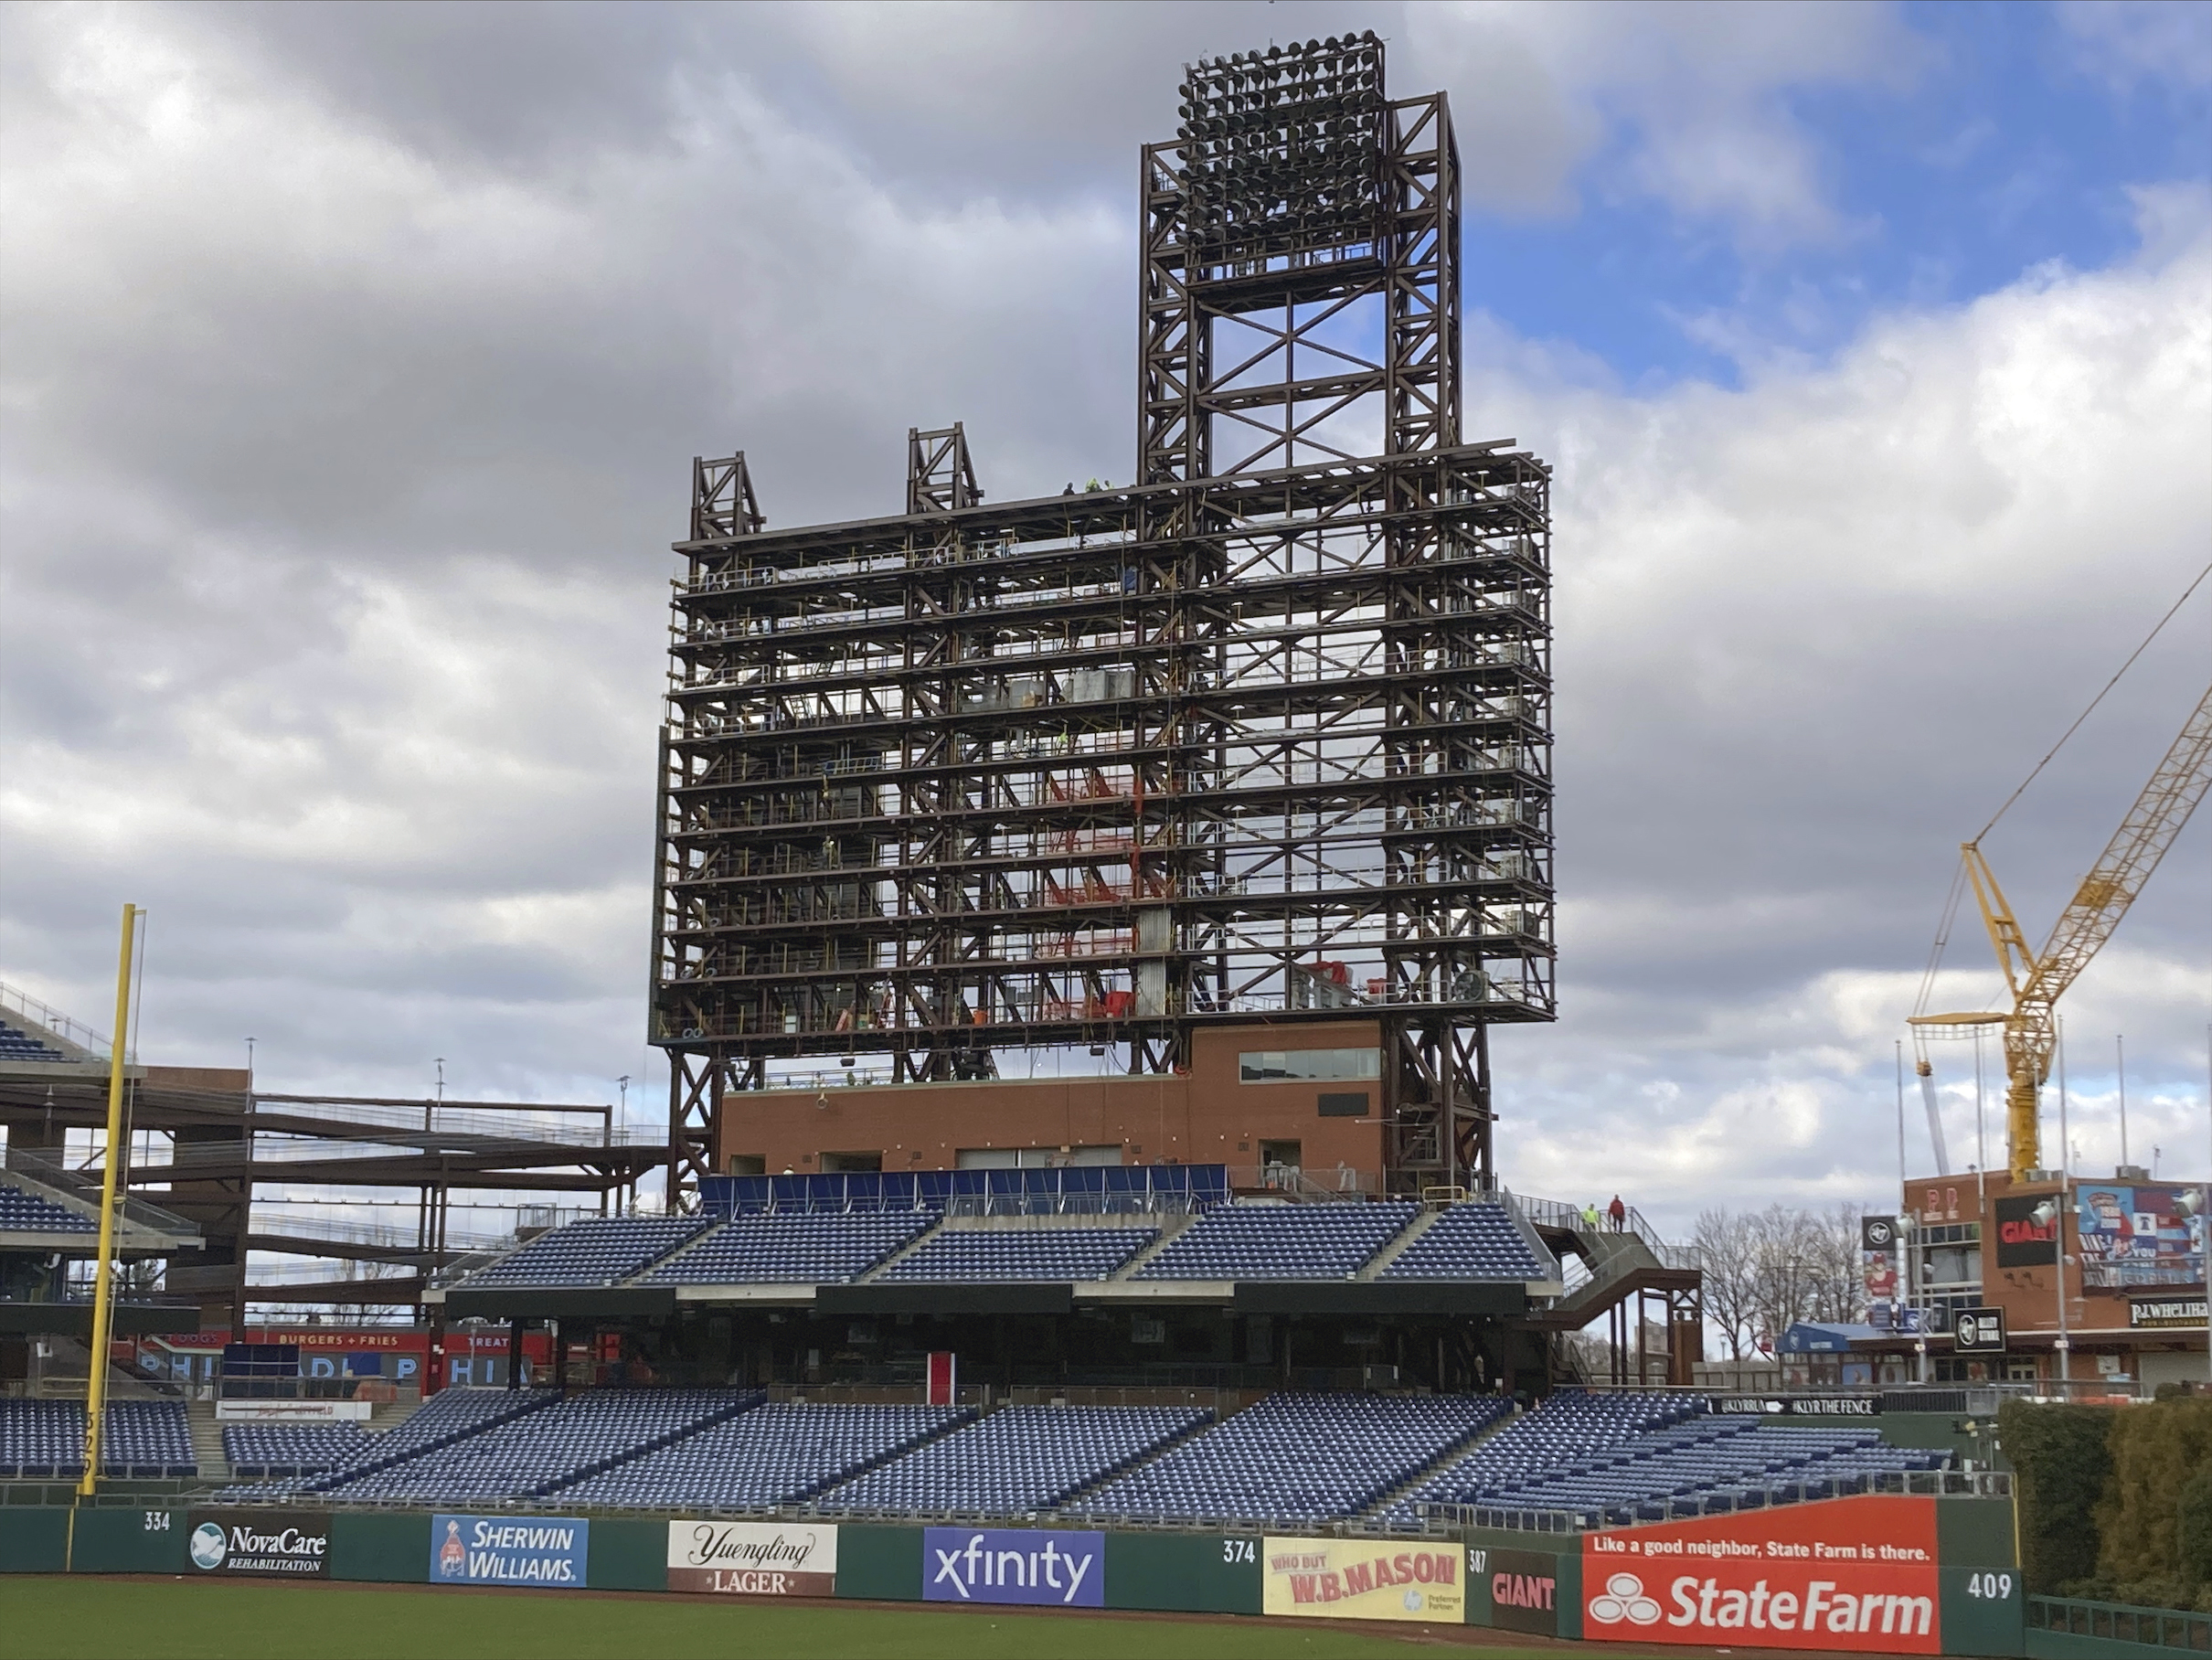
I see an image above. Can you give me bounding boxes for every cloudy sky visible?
[3,0,2207,1232]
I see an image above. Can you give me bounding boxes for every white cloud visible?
[1,5,2206,1235]
[2058,0,2212,94]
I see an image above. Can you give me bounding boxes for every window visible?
[1239,1048,1381,1084]
[819,1151,882,1173]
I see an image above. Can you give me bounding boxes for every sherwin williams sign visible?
[924,1528,1103,1607]
[431,1515,589,1587]
[1580,1495,1938,1653]
[1260,1537,1463,1622]
[186,1509,329,1577]
[667,1520,835,1595]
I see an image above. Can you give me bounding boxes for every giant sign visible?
[1993,1196,2058,1268]
[1580,1495,1939,1654]
[186,1509,329,1577]
[1482,1547,1561,1635]
[923,1528,1103,1608]
[667,1520,835,1596]
[431,1515,589,1587]
[1260,1537,1463,1623]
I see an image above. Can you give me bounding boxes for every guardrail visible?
[1417,1468,2013,1535]
[2030,1594,2211,1651]
[0,978,112,1057]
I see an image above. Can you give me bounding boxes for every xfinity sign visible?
[924,1528,1103,1607]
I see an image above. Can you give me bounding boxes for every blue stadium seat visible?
[1134,1203,1417,1281]
[463,1216,715,1288]
[556,1403,972,1508]
[877,1225,1155,1282]
[0,1180,97,1235]
[820,1404,1209,1517]
[645,1212,933,1284]
[1378,1203,1547,1281]
[1065,1392,1505,1527]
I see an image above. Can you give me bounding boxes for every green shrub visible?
[2099,1397,2212,1587]
[2001,1398,2115,1593]
[2178,1468,2212,1589]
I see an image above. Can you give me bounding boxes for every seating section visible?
[1135,1202,1417,1281]
[1380,1391,1953,1527]
[879,1226,1156,1282]
[0,1019,69,1062]
[1069,1392,1506,1526]
[0,1399,194,1476]
[103,1400,196,1475]
[224,1421,370,1477]
[210,1388,555,1499]
[316,1389,761,1504]
[556,1403,970,1508]
[822,1404,1209,1517]
[465,1217,714,1287]
[646,1212,934,1285]
[0,1179,95,1235]
[1384,1389,1701,1525]
[1379,1204,1547,1281]
[0,1399,87,1476]
[1467,1419,1949,1524]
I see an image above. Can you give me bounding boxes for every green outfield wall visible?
[1,1494,2043,1654]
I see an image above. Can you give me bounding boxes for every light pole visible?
[2033,1193,2070,1395]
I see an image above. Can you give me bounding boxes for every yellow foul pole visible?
[78,903,138,1500]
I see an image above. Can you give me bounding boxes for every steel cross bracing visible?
[653,442,1554,1195]
[1140,57,1459,484]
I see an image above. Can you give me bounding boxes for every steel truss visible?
[654,37,1552,1198]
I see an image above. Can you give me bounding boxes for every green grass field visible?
[2,1578,1646,1660]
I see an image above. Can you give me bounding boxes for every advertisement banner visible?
[431,1515,588,1588]
[1483,1547,1563,1635]
[923,1528,1103,1607]
[1580,1495,1939,1654]
[1993,1196,2058,1268]
[667,1520,836,1596]
[215,1399,374,1422]
[1952,1308,2007,1352]
[2077,1186,2206,1289]
[1261,1537,1464,1623]
[186,1509,330,1577]
[2132,1295,2209,1329]
[1708,1397,1877,1418]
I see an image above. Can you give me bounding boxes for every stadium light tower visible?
[654,36,1553,1203]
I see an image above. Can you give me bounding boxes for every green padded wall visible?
[1105,1531,1261,1614]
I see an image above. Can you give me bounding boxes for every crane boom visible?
[1957,682,2212,1176]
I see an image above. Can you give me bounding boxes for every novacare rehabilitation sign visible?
[431,1516,589,1587]
[1580,1495,1938,1653]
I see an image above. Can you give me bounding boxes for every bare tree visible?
[1692,1208,1760,1359]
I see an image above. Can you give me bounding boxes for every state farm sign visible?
[1580,1495,1940,1654]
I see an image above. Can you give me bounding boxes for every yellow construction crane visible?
[1911,681,2212,1178]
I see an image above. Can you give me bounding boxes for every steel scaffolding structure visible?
[654,35,1554,1198]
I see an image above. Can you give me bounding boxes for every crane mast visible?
[1917,683,2212,1178]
